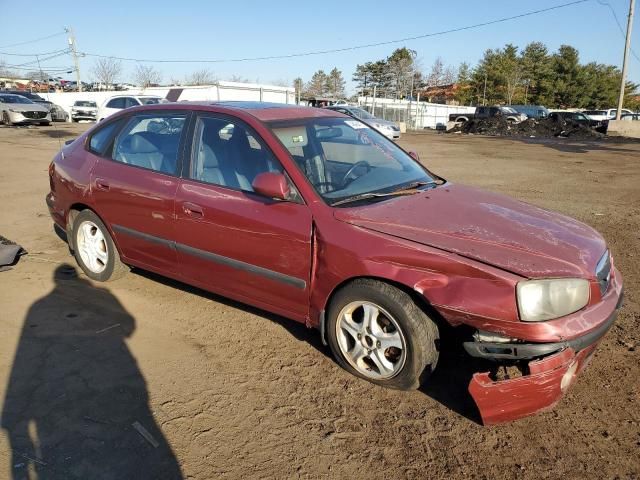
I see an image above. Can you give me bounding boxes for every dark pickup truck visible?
[449,106,527,124]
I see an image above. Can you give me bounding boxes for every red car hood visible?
[333,184,606,278]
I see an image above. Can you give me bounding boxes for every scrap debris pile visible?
[0,235,25,272]
[448,116,604,139]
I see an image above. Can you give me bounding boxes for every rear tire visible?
[71,209,128,282]
[326,279,439,390]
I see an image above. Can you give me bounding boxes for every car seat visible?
[115,133,163,171]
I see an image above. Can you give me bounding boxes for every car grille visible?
[22,111,47,119]
[595,250,611,296]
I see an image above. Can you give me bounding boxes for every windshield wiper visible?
[392,180,437,192]
[331,182,435,207]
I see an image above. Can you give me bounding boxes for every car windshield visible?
[139,97,164,105]
[584,110,605,115]
[0,95,33,104]
[269,117,436,206]
[501,107,518,114]
[74,101,97,107]
[349,108,374,120]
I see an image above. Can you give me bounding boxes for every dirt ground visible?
[0,123,638,480]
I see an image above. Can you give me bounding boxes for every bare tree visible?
[91,57,122,90]
[269,78,289,87]
[27,70,48,83]
[185,69,217,86]
[426,57,444,87]
[499,44,522,105]
[0,59,16,78]
[228,74,250,83]
[134,64,162,88]
[442,65,457,85]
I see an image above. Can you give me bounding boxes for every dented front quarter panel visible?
[469,344,599,425]
[308,216,522,327]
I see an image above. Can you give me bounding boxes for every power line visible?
[4,65,75,72]
[0,48,70,57]
[78,0,590,64]
[10,51,71,68]
[0,31,66,49]
[597,0,640,62]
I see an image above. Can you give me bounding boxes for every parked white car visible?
[71,100,98,122]
[583,109,634,122]
[97,95,166,121]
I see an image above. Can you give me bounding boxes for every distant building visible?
[418,83,461,105]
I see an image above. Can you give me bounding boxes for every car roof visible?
[140,101,343,122]
[106,94,162,99]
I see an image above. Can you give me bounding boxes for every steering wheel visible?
[314,182,335,193]
[340,161,371,187]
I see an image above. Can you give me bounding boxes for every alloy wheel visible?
[335,301,407,380]
[76,220,109,274]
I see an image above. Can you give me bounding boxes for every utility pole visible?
[616,0,635,120]
[482,72,487,106]
[66,27,82,92]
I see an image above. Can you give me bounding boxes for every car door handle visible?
[183,202,204,218]
[95,178,110,191]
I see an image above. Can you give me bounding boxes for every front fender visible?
[309,223,520,328]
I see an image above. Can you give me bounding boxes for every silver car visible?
[0,93,51,126]
[325,105,401,140]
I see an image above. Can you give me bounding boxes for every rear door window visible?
[106,98,126,109]
[111,113,187,175]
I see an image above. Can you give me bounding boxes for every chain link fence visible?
[358,98,475,130]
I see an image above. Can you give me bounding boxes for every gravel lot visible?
[0,123,638,479]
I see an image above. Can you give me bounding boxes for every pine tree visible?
[326,68,346,98]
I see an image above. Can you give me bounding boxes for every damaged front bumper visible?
[465,270,623,425]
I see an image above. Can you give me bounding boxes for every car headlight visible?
[8,109,20,113]
[516,278,590,322]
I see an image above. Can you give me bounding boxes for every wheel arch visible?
[66,203,122,257]
[318,275,445,345]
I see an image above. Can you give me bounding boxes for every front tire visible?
[71,209,127,281]
[326,279,439,390]
[2,112,11,125]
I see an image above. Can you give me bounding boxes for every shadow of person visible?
[1,264,183,479]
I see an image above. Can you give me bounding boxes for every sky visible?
[1,0,638,95]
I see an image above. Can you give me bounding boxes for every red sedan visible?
[46,101,623,424]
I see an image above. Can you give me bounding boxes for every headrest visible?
[201,144,219,168]
[128,134,158,153]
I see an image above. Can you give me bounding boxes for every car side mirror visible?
[252,172,291,201]
[408,151,420,161]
